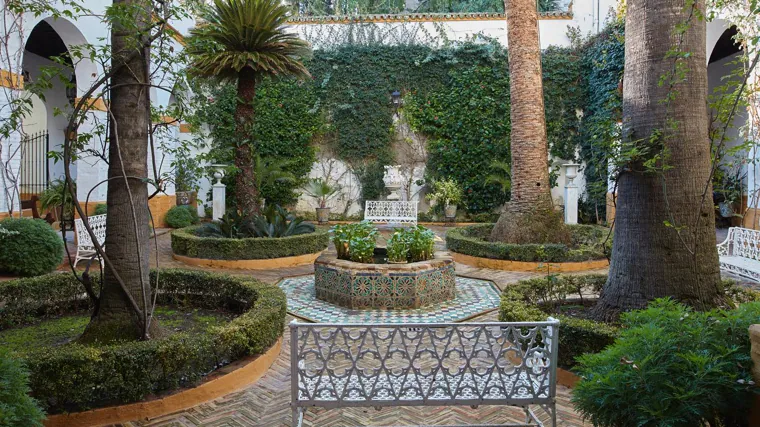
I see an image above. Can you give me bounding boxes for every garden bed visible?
[171,225,329,269]
[447,223,610,271]
[0,269,286,414]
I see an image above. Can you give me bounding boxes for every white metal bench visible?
[364,200,418,226]
[290,320,559,427]
[718,227,760,282]
[73,214,106,267]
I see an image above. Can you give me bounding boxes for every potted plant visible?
[426,179,463,223]
[174,156,201,206]
[39,179,76,228]
[304,178,341,225]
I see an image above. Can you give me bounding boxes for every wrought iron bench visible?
[73,214,107,267]
[364,200,418,226]
[290,320,559,427]
[717,226,760,282]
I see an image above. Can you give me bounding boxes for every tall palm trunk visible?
[81,0,161,342]
[235,68,260,216]
[490,0,567,244]
[591,0,722,321]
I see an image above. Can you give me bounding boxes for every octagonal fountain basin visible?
[314,250,456,309]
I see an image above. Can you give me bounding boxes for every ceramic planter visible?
[316,207,331,224]
[176,191,196,206]
[444,204,457,219]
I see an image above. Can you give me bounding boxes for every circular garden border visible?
[171,226,330,269]
[446,223,610,272]
[0,269,286,416]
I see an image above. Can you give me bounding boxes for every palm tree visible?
[489,0,567,244]
[484,160,511,194]
[591,0,722,320]
[254,154,297,207]
[187,0,310,216]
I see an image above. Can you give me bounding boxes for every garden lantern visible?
[391,90,401,107]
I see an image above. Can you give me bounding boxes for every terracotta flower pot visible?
[316,207,331,225]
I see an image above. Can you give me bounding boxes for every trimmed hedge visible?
[171,225,329,260]
[0,218,64,276]
[0,269,286,413]
[165,205,200,228]
[446,223,610,262]
[499,274,618,369]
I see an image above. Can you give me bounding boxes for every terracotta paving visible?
[114,227,591,426]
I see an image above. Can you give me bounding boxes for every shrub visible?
[0,349,45,426]
[572,299,760,427]
[447,223,608,262]
[195,206,314,238]
[0,273,92,329]
[172,226,329,260]
[93,203,108,215]
[331,221,379,261]
[165,205,200,228]
[2,269,286,413]
[499,274,617,369]
[0,218,63,276]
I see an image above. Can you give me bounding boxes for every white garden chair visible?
[74,214,107,267]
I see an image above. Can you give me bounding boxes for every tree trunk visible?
[80,0,161,343]
[490,0,568,244]
[234,68,260,217]
[591,0,723,321]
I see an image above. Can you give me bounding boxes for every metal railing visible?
[19,131,49,198]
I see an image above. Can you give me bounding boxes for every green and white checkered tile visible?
[278,275,501,323]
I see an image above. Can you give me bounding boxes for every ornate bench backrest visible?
[364,201,418,224]
[74,214,107,249]
[291,320,559,409]
[730,227,760,261]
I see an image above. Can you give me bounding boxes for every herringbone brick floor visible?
[115,227,591,426]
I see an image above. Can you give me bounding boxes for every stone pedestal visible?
[563,163,580,225]
[211,167,226,221]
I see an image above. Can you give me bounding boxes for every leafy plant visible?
[174,155,202,193]
[195,205,313,238]
[484,160,512,194]
[349,236,375,263]
[386,230,410,263]
[254,154,298,205]
[572,299,760,427]
[0,349,45,426]
[0,218,63,277]
[165,205,200,229]
[404,225,436,262]
[93,203,107,216]
[331,221,379,261]
[303,178,341,209]
[426,178,464,207]
[39,179,75,223]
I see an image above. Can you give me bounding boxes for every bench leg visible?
[292,406,303,427]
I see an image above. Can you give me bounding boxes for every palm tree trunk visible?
[490,0,567,244]
[80,0,161,343]
[235,68,260,216]
[591,0,723,321]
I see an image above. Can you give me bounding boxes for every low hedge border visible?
[446,223,610,262]
[0,269,286,414]
[499,274,760,370]
[499,274,617,369]
[171,226,330,260]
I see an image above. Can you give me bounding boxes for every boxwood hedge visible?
[171,226,329,260]
[446,223,610,262]
[0,269,286,413]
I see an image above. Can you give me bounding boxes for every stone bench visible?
[290,320,560,427]
[718,227,760,282]
[364,200,418,226]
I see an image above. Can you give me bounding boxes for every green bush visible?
[165,205,200,228]
[0,273,92,329]
[93,203,107,215]
[0,218,63,276]
[2,269,285,413]
[0,349,45,426]
[172,226,329,260]
[446,223,608,262]
[572,299,760,427]
[499,274,617,369]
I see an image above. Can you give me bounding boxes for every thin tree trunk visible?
[591,0,723,321]
[490,0,568,244]
[235,68,260,216]
[80,0,161,342]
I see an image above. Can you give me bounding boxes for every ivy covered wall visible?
[191,25,624,218]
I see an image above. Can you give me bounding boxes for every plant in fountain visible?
[406,225,436,262]
[386,231,410,263]
[426,179,463,220]
[303,178,341,224]
[331,221,378,261]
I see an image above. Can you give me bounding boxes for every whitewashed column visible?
[211,165,226,220]
[564,163,580,225]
